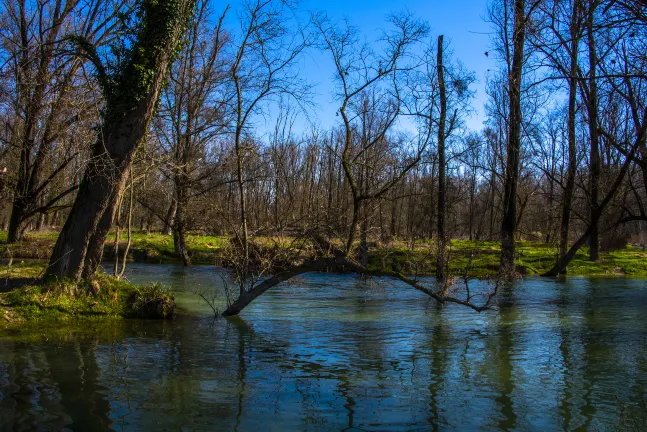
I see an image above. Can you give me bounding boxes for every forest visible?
[2,0,647,430]
[0,0,646,316]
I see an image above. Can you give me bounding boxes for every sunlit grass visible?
[0,266,175,324]
[369,240,647,277]
[1,230,646,277]
[0,231,229,264]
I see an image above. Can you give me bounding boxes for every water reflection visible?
[0,267,646,431]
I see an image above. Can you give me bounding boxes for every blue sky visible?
[294,0,495,134]
[225,0,497,136]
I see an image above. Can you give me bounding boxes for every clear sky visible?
[293,0,495,134]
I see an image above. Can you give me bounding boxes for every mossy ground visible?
[105,232,228,264]
[1,231,646,277]
[369,239,647,277]
[0,265,175,326]
[0,231,228,264]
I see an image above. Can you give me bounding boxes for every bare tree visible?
[541,0,647,273]
[0,0,118,243]
[488,0,541,274]
[220,13,497,317]
[153,0,229,265]
[530,0,585,268]
[404,34,475,278]
[226,0,310,294]
[312,10,428,257]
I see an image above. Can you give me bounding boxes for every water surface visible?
[1,264,646,431]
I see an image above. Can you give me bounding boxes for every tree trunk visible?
[36,204,45,231]
[469,168,476,241]
[112,190,125,277]
[500,0,526,274]
[358,104,369,266]
[545,179,554,244]
[586,2,600,262]
[117,183,134,279]
[163,200,177,235]
[6,198,29,243]
[558,0,581,271]
[80,182,123,280]
[144,208,154,233]
[274,166,281,231]
[327,135,335,235]
[51,210,59,227]
[436,35,448,280]
[543,126,646,275]
[235,133,249,294]
[223,257,345,316]
[379,201,387,243]
[222,256,493,317]
[359,213,368,266]
[390,186,398,240]
[346,199,361,256]
[173,192,191,266]
[173,226,190,266]
[46,0,195,281]
[488,169,496,240]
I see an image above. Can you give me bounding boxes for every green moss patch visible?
[0,270,175,325]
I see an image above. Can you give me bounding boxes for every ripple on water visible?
[0,266,646,431]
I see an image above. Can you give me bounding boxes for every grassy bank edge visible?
[0,265,176,327]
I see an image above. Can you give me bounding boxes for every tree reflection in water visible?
[0,269,646,430]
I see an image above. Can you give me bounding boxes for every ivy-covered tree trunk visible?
[46,0,195,281]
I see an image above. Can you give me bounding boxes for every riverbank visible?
[1,231,646,277]
[0,262,176,326]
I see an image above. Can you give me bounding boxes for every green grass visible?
[0,260,46,279]
[0,231,228,264]
[1,231,646,277]
[0,267,175,325]
[369,240,647,277]
[105,232,227,264]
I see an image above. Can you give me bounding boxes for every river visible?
[0,263,646,431]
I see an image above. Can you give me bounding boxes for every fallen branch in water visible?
[222,255,500,316]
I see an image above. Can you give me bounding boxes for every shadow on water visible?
[494,312,517,430]
[1,265,647,431]
[427,319,450,431]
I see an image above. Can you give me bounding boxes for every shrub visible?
[125,283,176,319]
